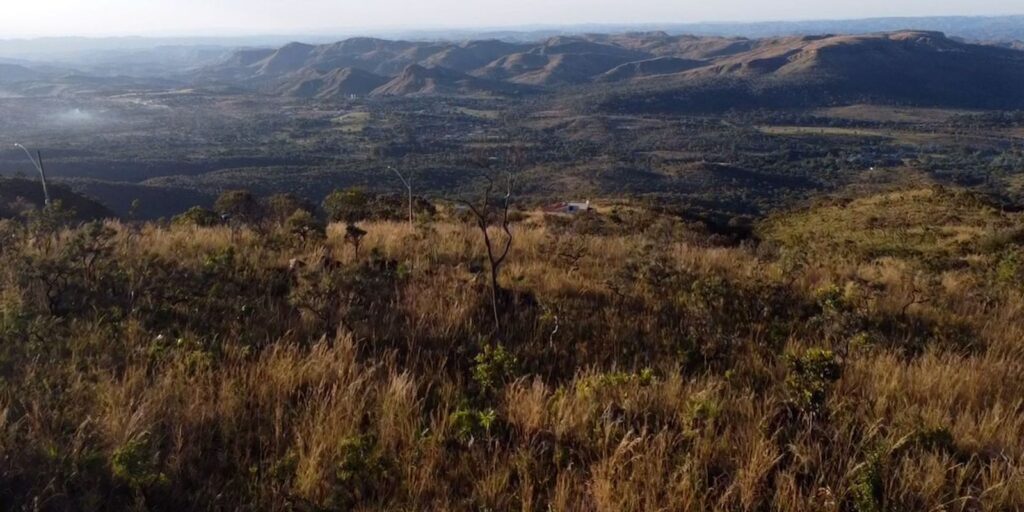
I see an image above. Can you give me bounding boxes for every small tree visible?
[458,173,515,332]
[286,209,325,242]
[387,166,414,227]
[214,190,262,225]
[266,193,313,225]
[344,224,368,257]
[172,206,219,227]
[323,188,370,224]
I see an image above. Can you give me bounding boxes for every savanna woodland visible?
[1,180,1023,511]
[3,18,1024,512]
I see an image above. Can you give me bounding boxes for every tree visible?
[13,144,50,207]
[172,206,219,227]
[344,224,367,257]
[266,193,314,225]
[387,166,414,227]
[323,188,370,224]
[458,172,515,332]
[214,190,262,225]
[285,209,325,242]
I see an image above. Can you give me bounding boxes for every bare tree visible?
[459,172,515,332]
[13,144,51,207]
[387,165,413,227]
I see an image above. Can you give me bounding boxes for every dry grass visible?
[1,189,1023,510]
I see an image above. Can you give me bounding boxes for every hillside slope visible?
[0,177,113,219]
[2,187,1023,510]
[371,64,527,96]
[201,31,1024,107]
[276,67,389,98]
[600,31,1024,111]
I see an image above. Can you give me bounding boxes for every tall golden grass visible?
[0,189,1022,510]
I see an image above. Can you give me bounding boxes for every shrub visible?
[265,193,314,224]
[328,436,395,509]
[172,206,219,227]
[472,343,518,394]
[785,348,842,415]
[324,188,371,224]
[112,436,166,489]
[449,405,500,443]
[214,189,262,224]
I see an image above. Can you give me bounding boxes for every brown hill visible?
[421,40,531,72]
[253,42,317,77]
[276,67,389,98]
[474,44,640,86]
[597,57,706,82]
[593,33,759,59]
[219,48,275,68]
[538,36,649,61]
[473,51,551,81]
[204,38,438,82]
[606,31,1024,111]
[512,52,637,85]
[371,64,525,97]
[203,31,1024,106]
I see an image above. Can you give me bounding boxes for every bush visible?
[327,436,394,509]
[172,206,219,227]
[112,436,167,489]
[785,348,842,415]
[472,343,518,395]
[324,188,370,224]
[214,189,262,224]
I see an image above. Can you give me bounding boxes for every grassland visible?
[1,186,1023,510]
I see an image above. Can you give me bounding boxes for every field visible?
[2,185,1023,510]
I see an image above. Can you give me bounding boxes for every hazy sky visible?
[4,0,1023,37]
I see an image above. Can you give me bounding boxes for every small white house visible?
[544,200,592,215]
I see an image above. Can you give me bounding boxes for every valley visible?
[3,12,1024,511]
[1,95,1021,224]
[1,31,1022,224]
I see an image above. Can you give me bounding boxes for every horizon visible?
[3,1,1024,39]
[0,14,1021,42]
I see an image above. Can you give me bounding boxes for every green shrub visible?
[449,405,499,443]
[214,189,262,224]
[472,343,518,394]
[112,436,166,489]
[849,452,883,512]
[172,206,219,227]
[328,435,394,509]
[786,348,842,415]
[324,188,371,224]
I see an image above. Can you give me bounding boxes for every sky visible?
[3,0,1023,38]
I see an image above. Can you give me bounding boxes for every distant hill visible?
[599,31,1024,112]
[421,40,532,72]
[0,63,42,83]
[276,67,389,98]
[370,64,525,97]
[199,37,449,84]
[197,30,1024,107]
[597,57,706,82]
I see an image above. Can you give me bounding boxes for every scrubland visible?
[1,186,1023,510]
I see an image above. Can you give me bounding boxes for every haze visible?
[4,0,1024,37]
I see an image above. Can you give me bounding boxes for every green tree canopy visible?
[323,188,370,224]
[214,190,262,224]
